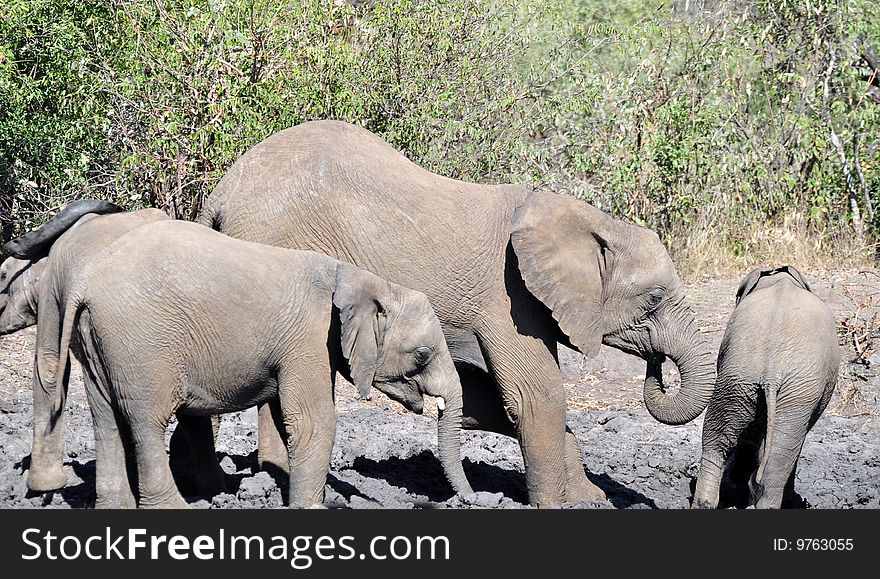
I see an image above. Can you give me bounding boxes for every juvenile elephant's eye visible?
[646,290,664,309]
[412,346,432,365]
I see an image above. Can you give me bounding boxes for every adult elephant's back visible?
[200,120,525,328]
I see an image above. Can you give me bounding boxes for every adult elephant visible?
[199,120,716,507]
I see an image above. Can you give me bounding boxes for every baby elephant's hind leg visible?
[753,405,813,509]
[692,384,758,508]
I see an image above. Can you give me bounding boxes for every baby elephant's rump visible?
[693,266,840,509]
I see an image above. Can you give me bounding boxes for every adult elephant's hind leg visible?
[476,319,567,508]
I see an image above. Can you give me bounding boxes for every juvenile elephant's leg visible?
[693,385,757,509]
[476,321,567,508]
[121,397,187,509]
[257,400,289,473]
[27,346,69,492]
[459,366,603,502]
[81,369,136,508]
[279,372,335,508]
[753,405,812,509]
[170,414,227,498]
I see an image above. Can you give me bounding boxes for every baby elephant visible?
[46,220,472,508]
[693,266,840,509]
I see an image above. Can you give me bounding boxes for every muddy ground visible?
[1,272,878,509]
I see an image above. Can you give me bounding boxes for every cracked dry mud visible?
[1,273,878,509]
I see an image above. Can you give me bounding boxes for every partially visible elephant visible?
[0,200,192,502]
[199,120,717,507]
[692,266,840,509]
[45,220,472,508]
[1,200,124,334]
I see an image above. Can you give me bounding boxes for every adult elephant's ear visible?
[510,191,612,357]
[333,262,390,399]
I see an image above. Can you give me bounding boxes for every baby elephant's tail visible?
[753,383,778,492]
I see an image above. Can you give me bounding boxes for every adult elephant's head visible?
[333,263,473,496]
[510,192,715,425]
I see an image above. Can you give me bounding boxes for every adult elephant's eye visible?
[647,290,664,309]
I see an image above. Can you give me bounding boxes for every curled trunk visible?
[643,315,716,426]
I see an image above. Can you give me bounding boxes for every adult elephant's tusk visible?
[436,396,446,411]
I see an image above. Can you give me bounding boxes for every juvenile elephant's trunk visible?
[435,378,474,496]
[643,313,715,426]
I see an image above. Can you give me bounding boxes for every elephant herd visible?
[0,120,840,509]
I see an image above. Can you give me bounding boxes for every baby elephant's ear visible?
[779,265,811,292]
[333,263,390,398]
[735,268,768,306]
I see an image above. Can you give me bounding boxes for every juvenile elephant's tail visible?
[50,287,85,425]
[754,383,778,490]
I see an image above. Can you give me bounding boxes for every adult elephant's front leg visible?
[476,321,568,508]
[459,365,604,503]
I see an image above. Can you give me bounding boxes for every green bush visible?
[1,0,878,272]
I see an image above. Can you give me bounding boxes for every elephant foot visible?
[138,495,190,509]
[257,445,289,474]
[566,472,606,503]
[691,499,715,509]
[95,495,137,509]
[26,465,67,492]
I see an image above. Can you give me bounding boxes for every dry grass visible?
[670,213,875,282]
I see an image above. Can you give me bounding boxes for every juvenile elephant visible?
[692,266,840,509]
[0,201,192,500]
[199,120,716,506]
[46,220,472,508]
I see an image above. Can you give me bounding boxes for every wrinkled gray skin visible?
[48,220,471,508]
[200,120,716,507]
[0,205,189,505]
[692,266,840,509]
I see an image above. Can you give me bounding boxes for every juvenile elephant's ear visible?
[735,265,811,306]
[735,268,767,306]
[780,265,811,292]
[510,192,612,357]
[333,263,390,399]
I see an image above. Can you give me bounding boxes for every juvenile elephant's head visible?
[0,199,124,335]
[333,263,473,495]
[511,191,715,425]
[0,256,44,334]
